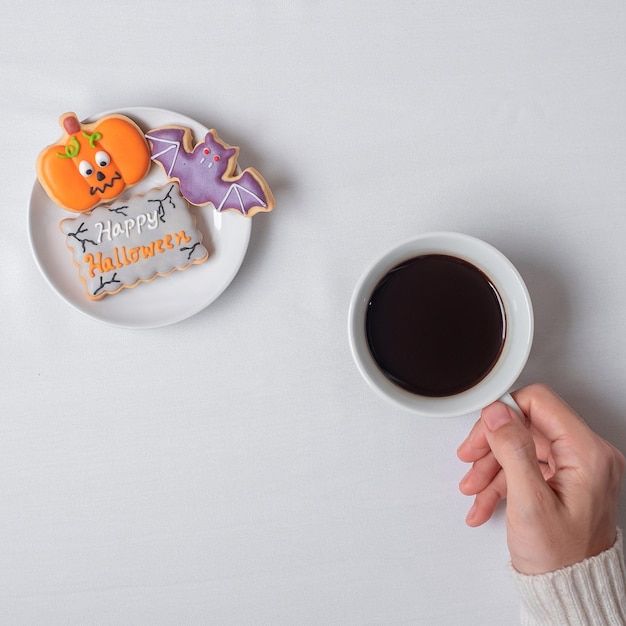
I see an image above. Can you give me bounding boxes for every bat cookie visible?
[145,126,275,217]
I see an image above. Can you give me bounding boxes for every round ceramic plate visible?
[28,107,252,329]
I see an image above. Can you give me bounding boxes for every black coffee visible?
[365,254,506,397]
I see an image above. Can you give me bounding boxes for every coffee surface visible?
[366,254,506,397]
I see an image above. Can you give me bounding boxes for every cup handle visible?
[499,392,527,423]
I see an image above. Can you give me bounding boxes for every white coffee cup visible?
[348,232,534,418]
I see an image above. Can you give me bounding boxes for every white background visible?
[2,2,626,623]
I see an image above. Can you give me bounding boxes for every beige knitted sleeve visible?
[512,529,626,625]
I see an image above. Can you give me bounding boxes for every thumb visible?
[482,402,551,505]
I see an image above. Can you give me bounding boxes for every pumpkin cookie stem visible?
[60,112,81,135]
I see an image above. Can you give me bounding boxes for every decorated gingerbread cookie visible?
[145,126,275,217]
[60,184,209,300]
[36,112,151,212]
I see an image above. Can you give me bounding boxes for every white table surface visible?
[3,2,626,623]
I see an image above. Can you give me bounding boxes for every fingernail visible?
[482,403,512,432]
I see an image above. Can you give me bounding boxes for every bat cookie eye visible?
[213,155,220,161]
[95,151,111,167]
[203,148,210,155]
[79,160,95,177]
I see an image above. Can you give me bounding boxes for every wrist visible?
[512,529,626,624]
[510,523,619,575]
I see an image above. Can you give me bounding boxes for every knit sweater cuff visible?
[512,529,626,625]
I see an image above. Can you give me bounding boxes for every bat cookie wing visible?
[145,128,186,178]
[217,177,272,216]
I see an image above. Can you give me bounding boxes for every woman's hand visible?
[457,383,625,575]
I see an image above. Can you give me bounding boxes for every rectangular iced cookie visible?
[60,183,209,300]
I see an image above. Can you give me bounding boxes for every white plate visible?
[28,107,252,329]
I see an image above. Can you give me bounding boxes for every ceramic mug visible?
[348,232,534,418]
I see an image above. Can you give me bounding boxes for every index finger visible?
[458,388,564,465]
[512,383,592,444]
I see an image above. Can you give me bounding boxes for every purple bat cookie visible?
[145,127,275,217]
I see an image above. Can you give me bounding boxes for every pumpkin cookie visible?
[36,112,151,212]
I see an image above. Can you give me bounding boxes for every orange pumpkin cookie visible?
[37,112,151,212]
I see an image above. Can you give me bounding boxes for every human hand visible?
[457,383,625,575]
